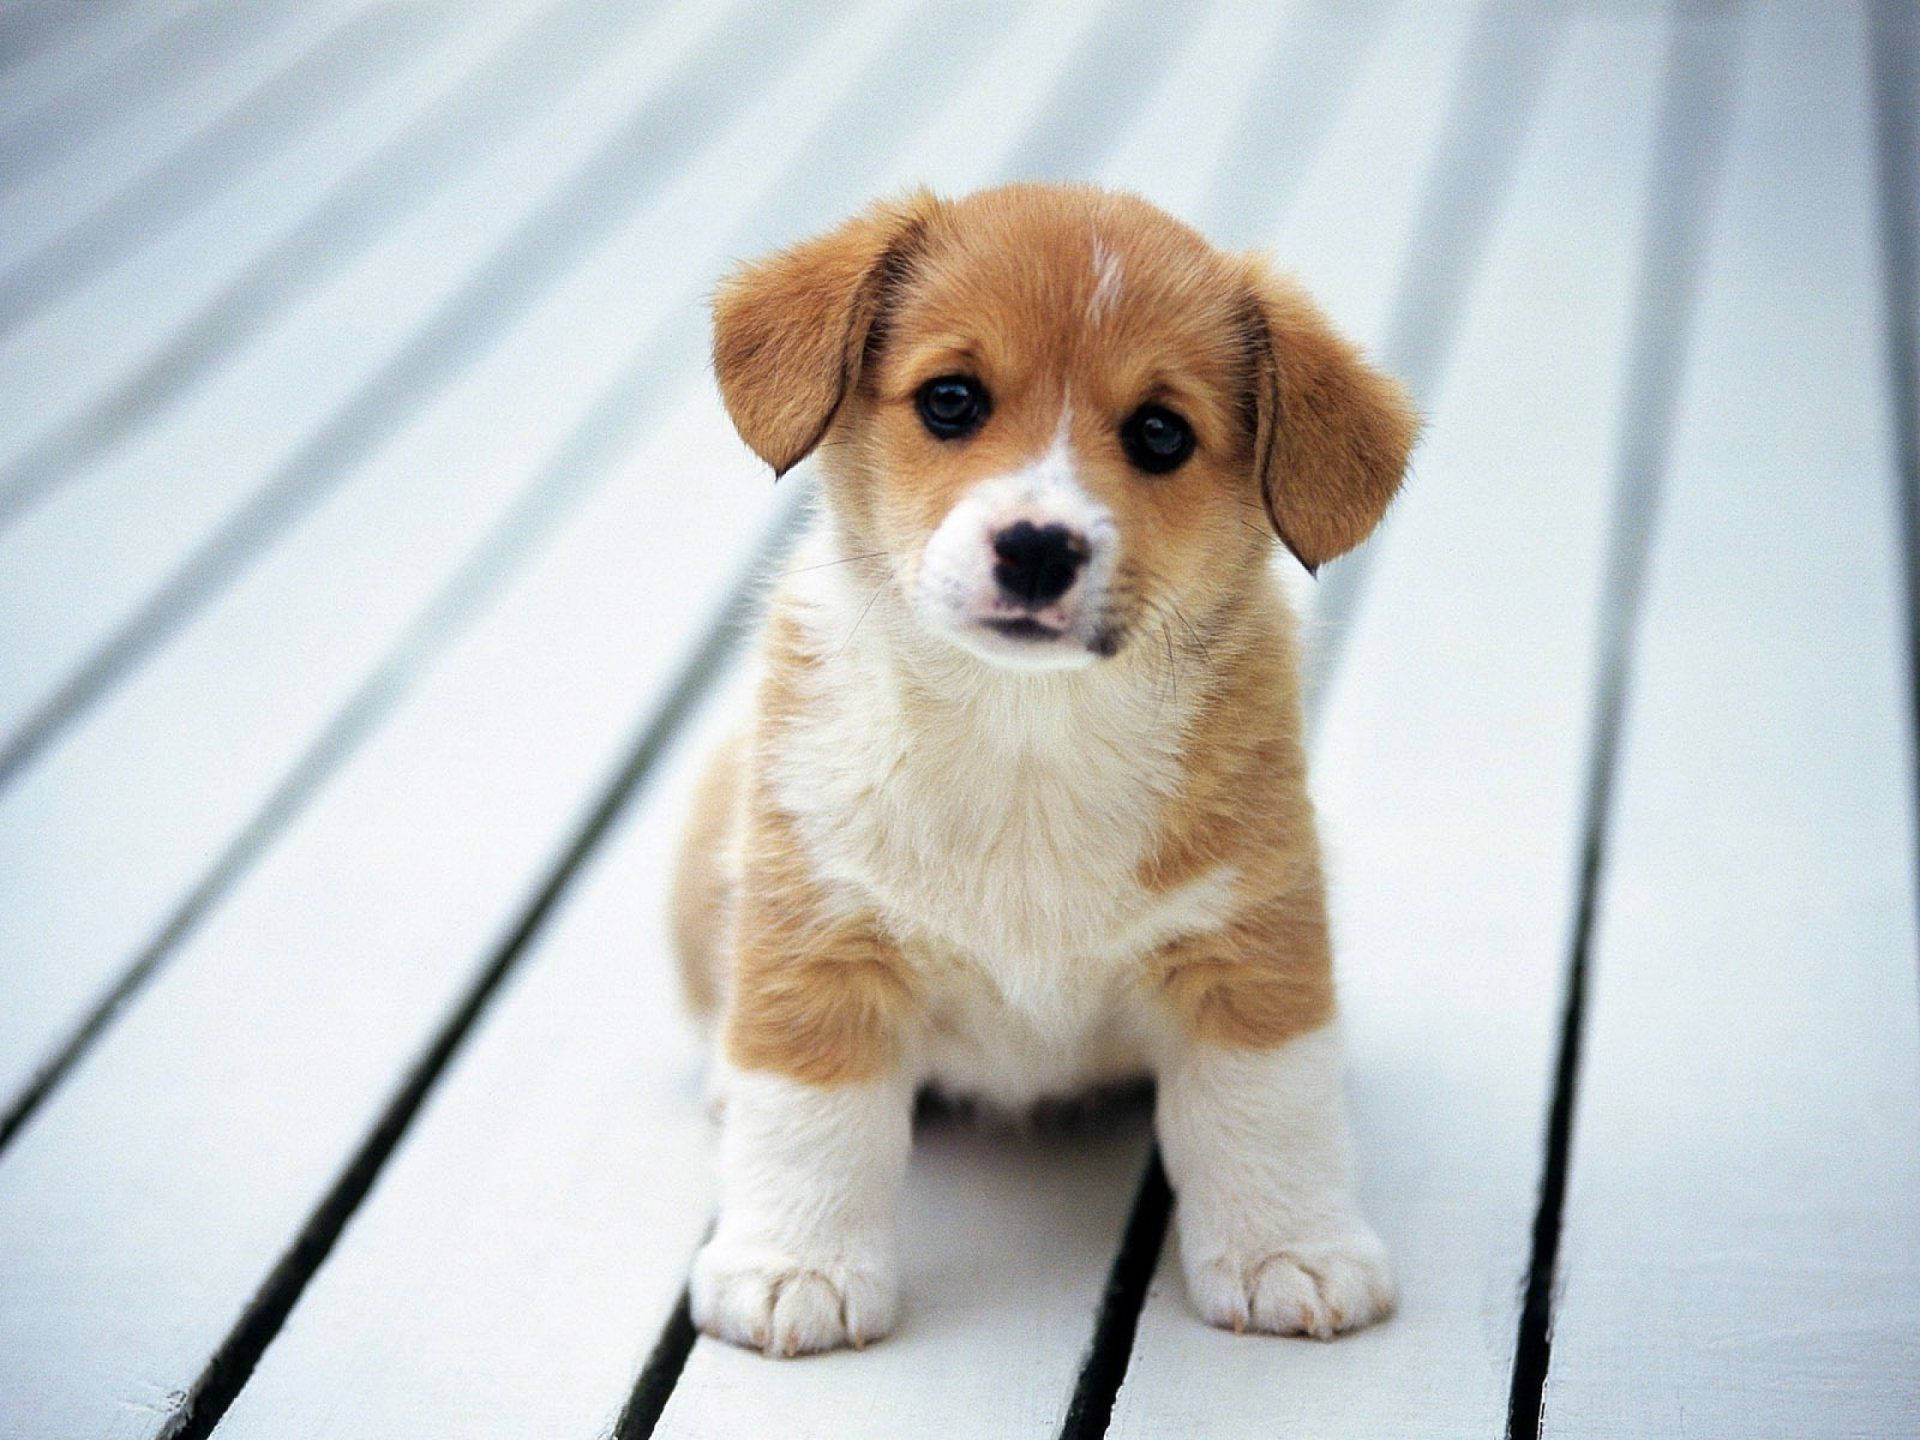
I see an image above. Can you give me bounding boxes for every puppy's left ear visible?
[712,191,939,477]
[1242,261,1419,574]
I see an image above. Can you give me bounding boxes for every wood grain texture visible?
[1110,9,1672,1435]
[1541,3,1920,1434]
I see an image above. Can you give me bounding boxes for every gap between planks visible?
[0,0,751,1159]
[1059,3,1573,1431]
[1869,0,1920,905]
[0,0,429,337]
[1502,9,1742,1436]
[160,498,807,1440]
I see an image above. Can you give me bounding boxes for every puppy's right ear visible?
[712,192,938,477]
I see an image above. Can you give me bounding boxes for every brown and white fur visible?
[670,184,1416,1356]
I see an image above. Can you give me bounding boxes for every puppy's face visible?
[713,186,1416,669]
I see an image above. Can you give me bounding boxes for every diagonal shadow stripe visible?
[0,0,284,197]
[0,0,138,87]
[1504,10,1743,1438]
[0,2,445,336]
[0,0,662,532]
[0,1,823,794]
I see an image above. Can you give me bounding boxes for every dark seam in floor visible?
[0,3,435,335]
[1868,0,1920,1023]
[0,0,279,197]
[0,0,139,88]
[1503,9,1741,1437]
[159,503,806,1440]
[1060,4,1569,1432]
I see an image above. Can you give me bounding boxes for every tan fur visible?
[720,613,916,1086]
[669,727,744,1019]
[1244,259,1420,573]
[1136,585,1337,1048]
[676,184,1413,1090]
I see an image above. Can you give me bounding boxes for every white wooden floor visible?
[1,2,1916,1436]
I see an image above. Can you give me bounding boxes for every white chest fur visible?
[762,521,1239,1103]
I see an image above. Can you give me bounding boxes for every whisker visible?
[834,583,885,659]
[780,550,887,577]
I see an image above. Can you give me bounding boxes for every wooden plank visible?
[0,0,550,465]
[1540,3,1920,1433]
[0,0,656,526]
[0,0,758,1115]
[1107,8,1674,1436]
[0,0,431,330]
[0,9,1013,1437]
[1255,0,1487,627]
[0,0,345,257]
[0,0,787,780]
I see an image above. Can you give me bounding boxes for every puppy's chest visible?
[769,675,1208,989]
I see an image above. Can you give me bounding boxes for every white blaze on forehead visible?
[1089,235,1123,326]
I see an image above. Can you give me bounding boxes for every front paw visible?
[690,1236,898,1357]
[1184,1226,1395,1339]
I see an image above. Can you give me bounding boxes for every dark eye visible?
[1119,404,1195,474]
[916,375,990,439]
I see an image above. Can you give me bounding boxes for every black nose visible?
[992,521,1087,607]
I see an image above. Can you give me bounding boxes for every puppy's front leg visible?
[693,1062,911,1356]
[689,785,917,1356]
[1156,1023,1394,1338]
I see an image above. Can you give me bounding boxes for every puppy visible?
[671,184,1415,1357]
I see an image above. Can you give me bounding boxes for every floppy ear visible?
[711,192,938,477]
[1243,262,1418,574]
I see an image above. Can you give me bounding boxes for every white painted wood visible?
[212,663,752,1440]
[0,0,803,1118]
[0,0,378,275]
[1098,0,1299,222]
[1542,3,1920,1433]
[0,0,204,137]
[0,0,753,752]
[0,380,779,1440]
[1258,0,1481,623]
[0,0,550,454]
[1110,10,1674,1435]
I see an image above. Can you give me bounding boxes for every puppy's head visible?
[713,185,1415,670]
